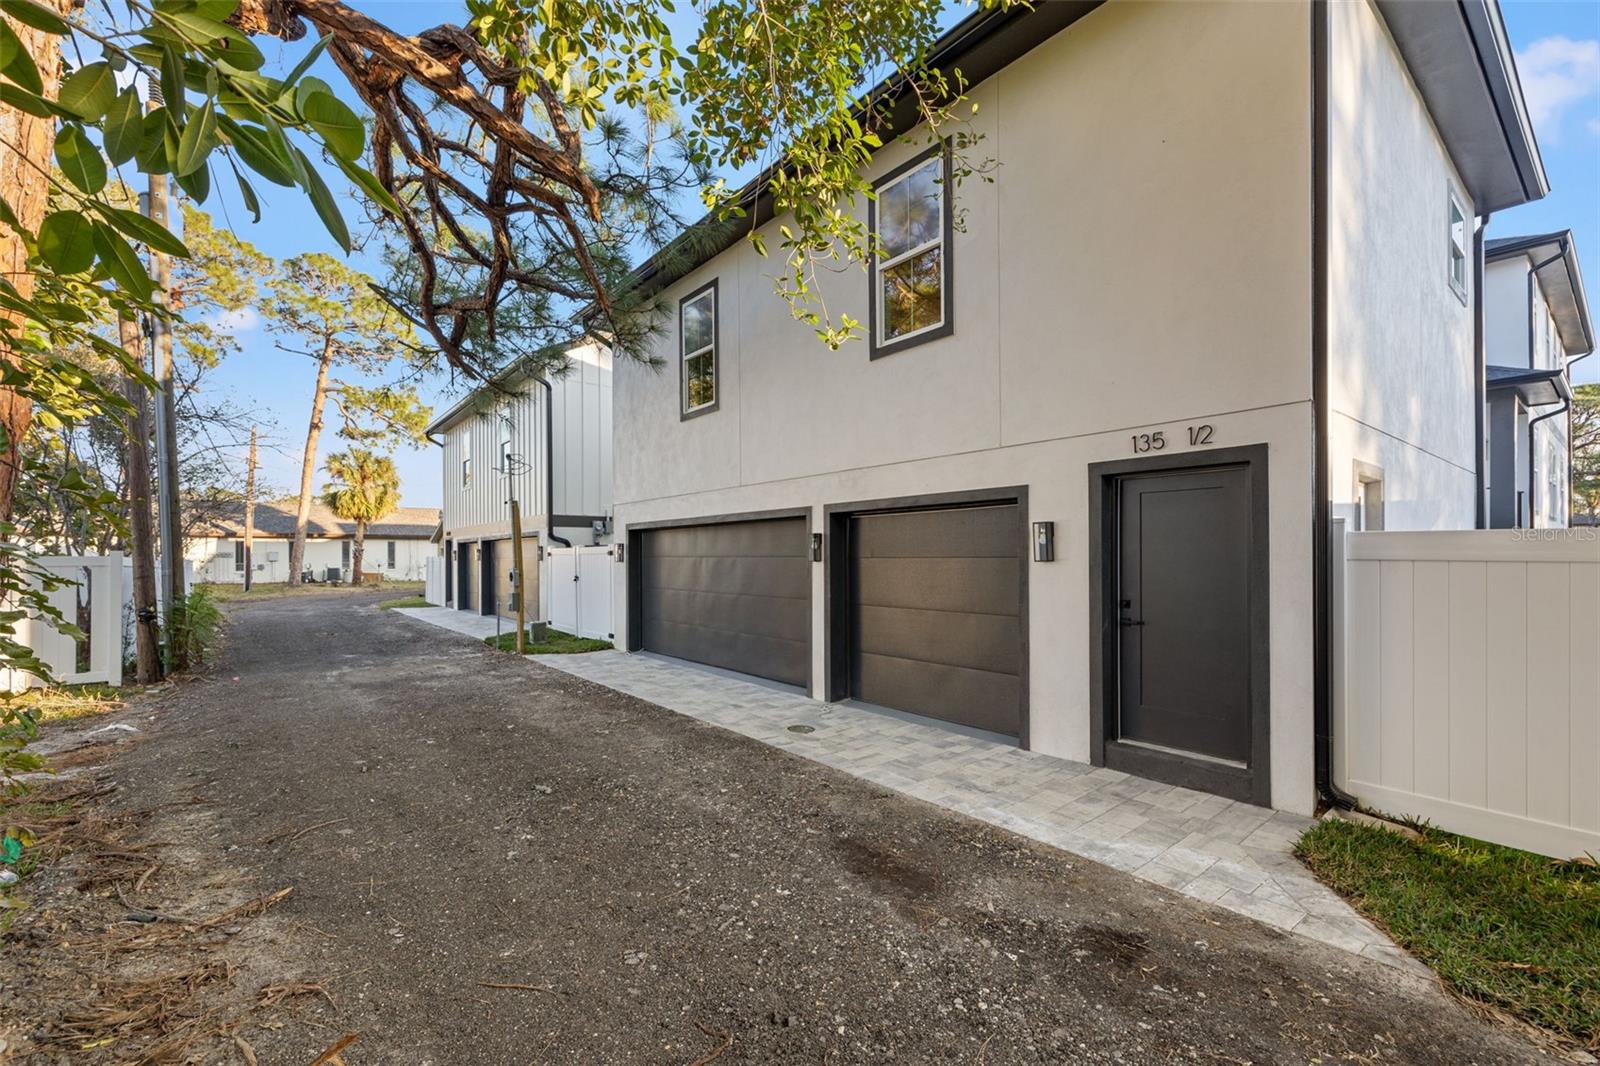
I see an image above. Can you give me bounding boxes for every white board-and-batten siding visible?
[440,344,613,541]
[1335,528,1600,858]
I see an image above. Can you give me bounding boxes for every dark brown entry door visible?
[1115,466,1251,763]
[848,503,1023,736]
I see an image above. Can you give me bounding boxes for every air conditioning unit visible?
[325,566,342,583]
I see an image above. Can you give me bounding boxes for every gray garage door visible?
[638,517,810,687]
[849,503,1023,736]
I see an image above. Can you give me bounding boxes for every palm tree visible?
[322,450,400,585]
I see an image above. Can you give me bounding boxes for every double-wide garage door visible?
[636,518,811,688]
[634,501,1023,738]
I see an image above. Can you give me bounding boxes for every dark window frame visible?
[233,540,245,572]
[678,278,720,420]
[868,141,956,360]
[387,540,397,568]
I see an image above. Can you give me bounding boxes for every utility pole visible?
[243,426,257,593]
[142,172,185,672]
[119,315,162,684]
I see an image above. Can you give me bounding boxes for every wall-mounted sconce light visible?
[1032,521,1055,562]
[615,543,626,563]
[811,532,823,562]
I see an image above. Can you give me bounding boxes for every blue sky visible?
[192,1,1600,510]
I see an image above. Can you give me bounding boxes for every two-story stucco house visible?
[429,338,613,623]
[604,0,1552,818]
[1482,231,1593,529]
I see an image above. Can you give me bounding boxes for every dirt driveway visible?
[5,592,1549,1064]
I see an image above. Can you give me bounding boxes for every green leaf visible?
[0,19,42,96]
[295,147,349,252]
[159,11,264,71]
[230,162,260,222]
[100,206,190,258]
[0,80,53,118]
[91,221,154,300]
[102,89,145,165]
[159,43,185,114]
[37,211,94,274]
[135,107,175,173]
[280,33,330,89]
[1,0,69,34]
[53,124,107,194]
[219,117,295,186]
[335,156,401,218]
[300,90,364,162]
[176,158,210,203]
[175,98,215,175]
[57,61,115,120]
[293,74,336,114]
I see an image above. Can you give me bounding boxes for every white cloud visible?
[201,307,260,334]
[1516,36,1600,141]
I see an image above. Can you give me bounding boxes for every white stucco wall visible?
[612,1,1319,812]
[440,342,613,546]
[188,536,434,584]
[1484,259,1531,368]
[1327,0,1479,533]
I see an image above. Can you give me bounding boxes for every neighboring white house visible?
[1482,231,1593,529]
[605,0,1552,816]
[187,501,441,584]
[429,337,613,622]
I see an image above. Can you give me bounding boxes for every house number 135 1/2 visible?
[1131,424,1215,454]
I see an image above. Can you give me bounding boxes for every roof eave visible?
[1374,0,1548,215]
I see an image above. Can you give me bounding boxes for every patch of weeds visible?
[1296,818,1600,1046]
[9,683,125,725]
[377,595,429,610]
[484,629,612,655]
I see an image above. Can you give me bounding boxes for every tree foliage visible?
[321,447,397,584]
[1572,382,1599,521]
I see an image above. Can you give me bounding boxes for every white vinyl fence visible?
[4,555,126,691]
[423,556,446,606]
[544,545,615,640]
[1333,524,1600,858]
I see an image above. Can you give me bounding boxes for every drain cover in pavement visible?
[786,724,815,734]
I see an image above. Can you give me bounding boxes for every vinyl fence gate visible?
[544,545,615,641]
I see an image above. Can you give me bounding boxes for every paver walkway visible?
[396,606,1413,970]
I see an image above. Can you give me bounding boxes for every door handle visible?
[1119,618,1145,627]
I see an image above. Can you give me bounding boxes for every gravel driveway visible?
[86,591,1544,1064]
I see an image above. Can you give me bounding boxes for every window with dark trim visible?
[679,280,718,417]
[233,540,245,571]
[461,426,473,488]
[387,540,397,569]
[1447,187,1468,303]
[869,142,954,357]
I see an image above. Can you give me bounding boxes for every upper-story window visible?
[461,427,473,488]
[680,281,718,418]
[870,143,954,357]
[499,417,513,472]
[1447,188,1468,303]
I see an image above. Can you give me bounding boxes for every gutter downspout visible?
[1311,0,1357,813]
[536,378,573,549]
[1524,243,1568,530]
[1474,215,1489,528]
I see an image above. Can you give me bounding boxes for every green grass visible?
[378,595,430,610]
[484,628,613,655]
[204,580,425,604]
[1296,818,1600,1045]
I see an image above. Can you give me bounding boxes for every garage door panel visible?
[649,521,808,560]
[644,586,807,643]
[854,604,1020,677]
[642,618,809,686]
[856,653,1020,735]
[854,557,1020,616]
[853,506,1019,558]
[638,517,810,688]
[644,554,811,600]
